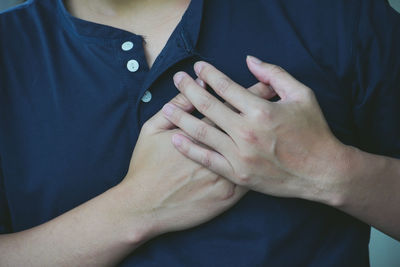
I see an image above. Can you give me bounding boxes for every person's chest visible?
[0,0,357,236]
[0,1,373,266]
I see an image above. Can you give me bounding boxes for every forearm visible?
[0,185,155,266]
[316,145,400,240]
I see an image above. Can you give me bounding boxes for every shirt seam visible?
[350,0,364,107]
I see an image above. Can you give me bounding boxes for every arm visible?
[333,0,400,239]
[0,93,248,266]
[331,147,400,240]
[0,185,153,267]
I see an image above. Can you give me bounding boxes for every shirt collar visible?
[57,0,204,49]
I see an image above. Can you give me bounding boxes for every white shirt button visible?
[121,41,134,51]
[141,91,152,103]
[127,60,139,72]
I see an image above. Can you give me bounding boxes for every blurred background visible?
[1,0,400,266]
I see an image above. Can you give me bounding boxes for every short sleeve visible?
[0,159,12,234]
[352,0,400,158]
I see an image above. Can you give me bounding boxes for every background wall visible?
[391,0,400,10]
[0,0,23,10]
[1,0,400,266]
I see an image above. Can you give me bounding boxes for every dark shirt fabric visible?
[1,0,399,266]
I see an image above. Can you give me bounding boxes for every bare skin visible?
[162,57,400,241]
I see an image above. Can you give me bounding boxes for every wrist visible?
[302,141,356,208]
[321,144,355,208]
[107,183,159,247]
[323,145,391,209]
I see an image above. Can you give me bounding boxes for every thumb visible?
[145,78,206,132]
[247,82,277,100]
[246,55,307,101]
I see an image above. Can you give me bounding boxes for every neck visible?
[68,0,189,19]
[64,0,191,68]
[65,0,190,34]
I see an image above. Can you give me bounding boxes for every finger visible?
[202,82,278,121]
[197,78,215,127]
[195,77,220,121]
[246,56,309,101]
[200,82,276,126]
[145,93,195,132]
[171,133,232,178]
[247,82,277,100]
[194,61,265,114]
[162,103,234,154]
[173,72,242,134]
[195,78,206,89]
[202,117,214,125]
[229,185,249,202]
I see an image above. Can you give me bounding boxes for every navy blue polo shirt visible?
[1,0,400,266]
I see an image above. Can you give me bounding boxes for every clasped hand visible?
[162,56,347,200]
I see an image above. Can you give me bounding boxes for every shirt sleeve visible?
[352,0,400,158]
[0,159,12,234]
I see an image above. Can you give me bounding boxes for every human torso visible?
[2,0,396,266]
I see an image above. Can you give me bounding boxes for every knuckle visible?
[195,123,209,141]
[178,139,190,154]
[221,183,236,200]
[170,94,191,110]
[215,179,236,201]
[253,105,273,121]
[238,128,259,144]
[215,76,232,94]
[268,65,287,86]
[171,110,182,123]
[240,152,260,165]
[269,64,287,76]
[235,172,252,186]
[198,94,214,113]
[201,151,213,168]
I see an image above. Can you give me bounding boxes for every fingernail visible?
[194,61,205,76]
[162,103,176,116]
[248,55,262,65]
[174,72,186,87]
[172,134,183,146]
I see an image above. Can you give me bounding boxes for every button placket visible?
[121,41,140,73]
[121,40,151,104]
